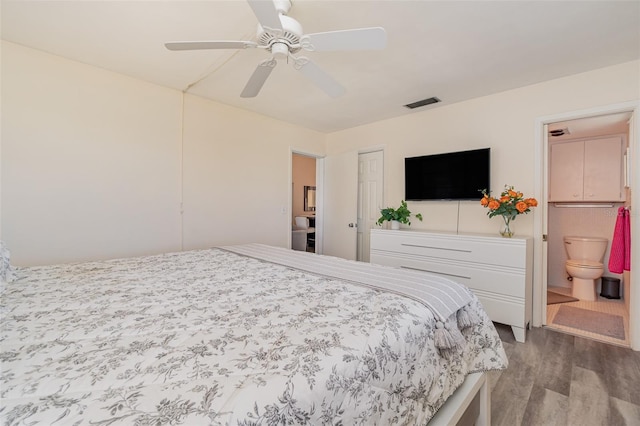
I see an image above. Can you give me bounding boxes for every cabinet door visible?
[583,137,624,201]
[549,140,584,201]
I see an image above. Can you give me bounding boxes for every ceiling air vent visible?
[549,128,570,137]
[404,97,441,109]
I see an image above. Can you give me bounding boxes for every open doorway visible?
[545,113,631,346]
[292,153,317,253]
[535,102,638,349]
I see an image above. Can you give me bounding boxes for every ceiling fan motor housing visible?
[257,14,303,55]
[273,0,292,15]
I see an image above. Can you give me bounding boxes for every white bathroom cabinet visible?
[370,229,532,342]
[549,136,625,202]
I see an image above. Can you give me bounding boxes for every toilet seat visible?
[566,259,603,269]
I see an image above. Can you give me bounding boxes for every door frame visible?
[290,149,324,253]
[533,100,640,349]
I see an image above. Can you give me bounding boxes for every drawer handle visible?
[401,243,472,253]
[400,265,471,280]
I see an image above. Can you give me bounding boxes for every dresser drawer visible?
[370,230,528,268]
[370,252,527,299]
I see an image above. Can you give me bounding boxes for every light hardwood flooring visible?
[546,286,629,347]
[488,323,640,425]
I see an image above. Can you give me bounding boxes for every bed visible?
[0,243,507,425]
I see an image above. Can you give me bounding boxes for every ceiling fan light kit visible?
[270,41,291,60]
[165,0,387,98]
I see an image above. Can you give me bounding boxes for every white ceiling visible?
[2,0,639,133]
[548,112,632,142]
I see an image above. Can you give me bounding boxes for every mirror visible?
[304,186,316,212]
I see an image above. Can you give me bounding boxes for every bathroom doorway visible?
[292,152,319,253]
[542,111,633,347]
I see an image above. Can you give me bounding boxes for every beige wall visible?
[180,94,323,250]
[325,61,640,238]
[1,41,325,265]
[2,41,183,265]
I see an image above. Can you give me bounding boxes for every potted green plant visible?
[376,200,423,230]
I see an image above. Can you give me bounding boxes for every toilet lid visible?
[566,259,603,269]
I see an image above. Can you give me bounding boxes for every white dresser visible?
[370,229,532,342]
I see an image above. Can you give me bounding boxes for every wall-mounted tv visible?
[405,148,490,200]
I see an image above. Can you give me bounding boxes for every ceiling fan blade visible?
[165,41,257,51]
[303,27,387,51]
[294,57,345,98]
[240,59,277,98]
[247,0,283,31]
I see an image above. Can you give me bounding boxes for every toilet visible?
[564,236,608,301]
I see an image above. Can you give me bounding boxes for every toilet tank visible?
[563,236,608,262]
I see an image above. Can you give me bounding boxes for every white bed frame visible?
[429,372,490,426]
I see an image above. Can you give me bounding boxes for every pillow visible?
[0,240,15,284]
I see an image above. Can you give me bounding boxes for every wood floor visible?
[488,323,640,426]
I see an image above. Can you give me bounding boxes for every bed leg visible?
[476,373,490,426]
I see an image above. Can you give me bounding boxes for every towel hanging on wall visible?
[624,207,631,271]
[608,207,631,273]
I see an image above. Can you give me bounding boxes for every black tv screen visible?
[405,148,490,200]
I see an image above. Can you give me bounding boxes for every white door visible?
[357,151,384,262]
[323,151,358,260]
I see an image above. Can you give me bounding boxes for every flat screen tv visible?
[405,148,490,200]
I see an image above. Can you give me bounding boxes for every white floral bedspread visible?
[1,246,507,425]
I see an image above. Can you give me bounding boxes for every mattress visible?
[0,244,507,425]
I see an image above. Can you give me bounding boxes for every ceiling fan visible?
[165,0,387,98]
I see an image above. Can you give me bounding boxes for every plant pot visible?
[390,220,400,230]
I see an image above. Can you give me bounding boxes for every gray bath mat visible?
[552,305,625,340]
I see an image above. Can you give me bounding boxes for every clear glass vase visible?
[499,215,515,238]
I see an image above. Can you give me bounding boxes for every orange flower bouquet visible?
[480,185,538,237]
